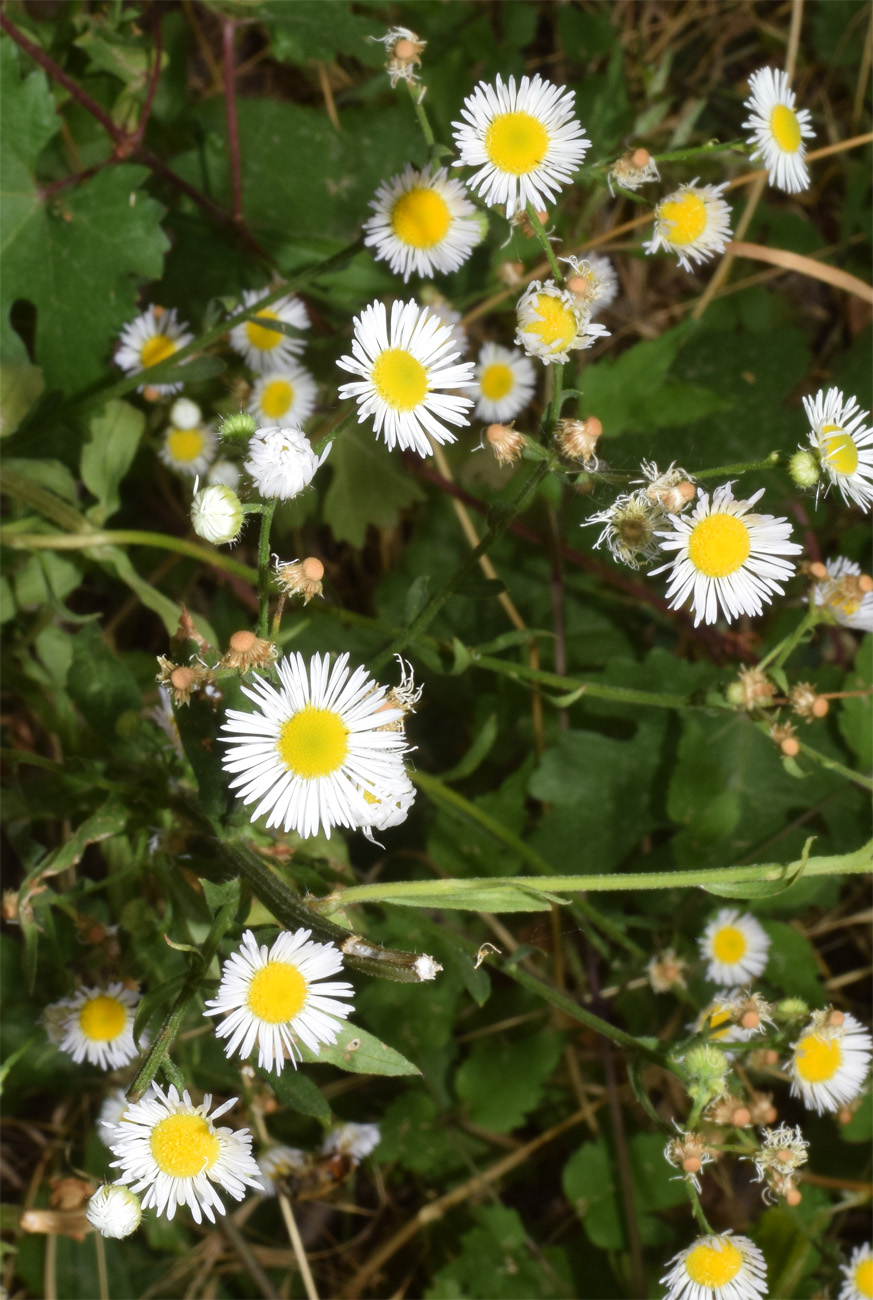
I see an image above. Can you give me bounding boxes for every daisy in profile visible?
[652,482,802,626]
[789,1009,873,1115]
[645,180,732,272]
[86,1185,142,1239]
[662,1232,767,1300]
[115,306,192,395]
[159,420,216,478]
[802,388,873,511]
[561,253,619,316]
[357,768,417,846]
[248,365,318,428]
[229,289,309,372]
[364,164,480,282]
[471,342,537,422]
[204,928,354,1074]
[220,651,410,839]
[811,557,873,632]
[107,1083,262,1223]
[453,73,590,218]
[699,908,770,984]
[840,1243,873,1300]
[243,426,328,500]
[515,280,609,365]
[52,983,143,1071]
[336,299,475,457]
[743,67,815,194]
[322,1121,381,1164]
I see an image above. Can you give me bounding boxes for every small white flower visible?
[561,253,619,315]
[191,484,244,545]
[364,164,481,282]
[645,180,733,272]
[220,651,411,840]
[743,67,815,194]
[337,299,475,457]
[588,490,665,570]
[169,397,202,430]
[322,1122,381,1164]
[98,1088,132,1147]
[662,1232,767,1300]
[229,289,309,372]
[515,280,609,365]
[248,365,318,428]
[811,557,873,632]
[257,1144,307,1196]
[86,1185,142,1239]
[789,1010,873,1115]
[652,482,802,627]
[115,307,193,395]
[50,983,144,1071]
[207,458,242,490]
[357,768,417,846]
[839,1242,873,1300]
[204,928,354,1074]
[802,387,873,511]
[414,954,443,982]
[159,422,216,478]
[107,1083,263,1224]
[453,73,590,218]
[699,908,771,984]
[244,426,328,500]
[471,342,537,423]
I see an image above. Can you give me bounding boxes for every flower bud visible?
[788,448,821,489]
[220,412,258,442]
[191,484,244,545]
[86,1185,142,1240]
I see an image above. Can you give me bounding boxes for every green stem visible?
[795,736,872,792]
[694,452,781,480]
[686,1182,714,1235]
[526,203,564,283]
[257,499,277,637]
[472,652,707,710]
[313,405,356,457]
[1,528,259,583]
[761,607,820,672]
[404,77,436,153]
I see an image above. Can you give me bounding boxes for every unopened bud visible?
[169,397,202,430]
[788,448,821,489]
[220,412,258,442]
[191,484,244,546]
[485,422,525,467]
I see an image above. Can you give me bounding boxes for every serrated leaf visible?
[67,624,141,737]
[81,400,145,524]
[296,1022,419,1076]
[456,1032,564,1132]
[323,427,424,547]
[22,799,127,890]
[272,1068,331,1118]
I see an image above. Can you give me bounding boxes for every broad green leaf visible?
[296,1021,420,1076]
[426,1205,572,1300]
[81,399,145,524]
[838,637,872,770]
[0,362,44,434]
[22,798,127,888]
[562,1139,623,1249]
[455,1031,565,1132]
[272,1068,331,1119]
[763,920,826,1006]
[67,624,141,737]
[377,1090,485,1177]
[255,0,384,64]
[323,427,425,547]
[3,457,78,504]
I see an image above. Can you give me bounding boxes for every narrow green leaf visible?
[272,1069,331,1118]
[296,1022,420,1076]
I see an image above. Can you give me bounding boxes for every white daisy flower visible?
[421,297,469,357]
[364,164,481,283]
[751,1123,809,1181]
[812,557,873,632]
[257,1144,308,1196]
[191,484,244,545]
[220,651,410,840]
[802,387,873,511]
[115,307,193,395]
[243,425,329,500]
[515,280,609,365]
[789,1010,873,1115]
[248,365,318,428]
[743,67,815,194]
[159,422,216,478]
[86,1185,142,1239]
[839,1243,873,1300]
[204,928,354,1075]
[52,983,143,1071]
[322,1122,381,1164]
[588,490,665,570]
[697,989,766,1046]
[453,73,590,218]
[662,1232,767,1300]
[107,1083,262,1224]
[652,482,802,627]
[229,289,309,372]
[645,180,733,273]
[98,1088,132,1147]
[471,342,537,423]
[207,458,242,490]
[336,299,475,457]
[699,908,771,984]
[357,768,417,846]
[561,253,619,316]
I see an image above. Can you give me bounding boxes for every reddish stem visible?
[221,16,243,224]
[131,6,164,146]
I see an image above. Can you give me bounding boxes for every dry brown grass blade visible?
[727,241,873,303]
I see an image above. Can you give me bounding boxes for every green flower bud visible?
[788,448,821,489]
[220,412,258,442]
[724,681,745,708]
[681,1043,730,1106]
[191,484,244,545]
[774,997,809,1023]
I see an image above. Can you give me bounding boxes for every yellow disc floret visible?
[166,428,206,464]
[371,348,429,411]
[246,961,307,1023]
[277,705,349,778]
[660,192,708,246]
[711,925,748,965]
[821,425,859,477]
[79,995,127,1042]
[688,513,751,578]
[480,363,515,401]
[523,294,578,353]
[140,334,176,368]
[261,380,294,419]
[390,188,451,249]
[684,1239,743,1289]
[855,1258,873,1299]
[246,311,282,352]
[485,111,549,175]
[770,104,802,153]
[150,1113,220,1178]
[794,1032,842,1083]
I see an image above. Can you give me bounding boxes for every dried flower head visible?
[789,682,829,721]
[731,666,777,713]
[665,1129,714,1191]
[220,631,278,674]
[608,147,660,196]
[155,657,210,707]
[636,460,697,514]
[555,416,602,467]
[273,556,325,605]
[646,948,688,993]
[561,254,619,315]
[769,720,799,757]
[371,26,427,89]
[747,1091,778,1126]
[588,490,663,569]
[485,421,526,467]
[706,1093,753,1129]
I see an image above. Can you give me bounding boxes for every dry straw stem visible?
[726,242,873,304]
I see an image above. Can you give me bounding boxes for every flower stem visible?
[762,606,820,672]
[694,452,781,480]
[404,77,437,153]
[257,499,277,638]
[687,1181,714,1235]
[526,203,564,283]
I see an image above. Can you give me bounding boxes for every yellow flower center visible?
[166,427,206,464]
[277,705,348,779]
[485,110,549,175]
[260,379,294,419]
[794,1032,842,1083]
[687,513,751,579]
[79,995,127,1042]
[711,924,748,965]
[245,310,282,352]
[660,192,708,246]
[246,961,307,1023]
[390,187,451,249]
[140,334,176,368]
[684,1240,743,1289]
[523,294,578,353]
[480,363,515,401]
[821,425,859,477]
[770,104,802,152]
[150,1113,220,1179]
[708,1007,732,1039]
[855,1258,873,1298]
[371,348,429,411]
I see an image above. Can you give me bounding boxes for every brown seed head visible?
[781,738,800,757]
[741,1011,761,1030]
[811,695,829,718]
[485,423,525,467]
[808,561,828,581]
[631,148,651,167]
[301,557,324,582]
[682,1156,702,1174]
[555,416,602,466]
[393,38,418,59]
[170,666,197,691]
[731,1107,751,1128]
[230,630,257,654]
[785,1187,802,1207]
